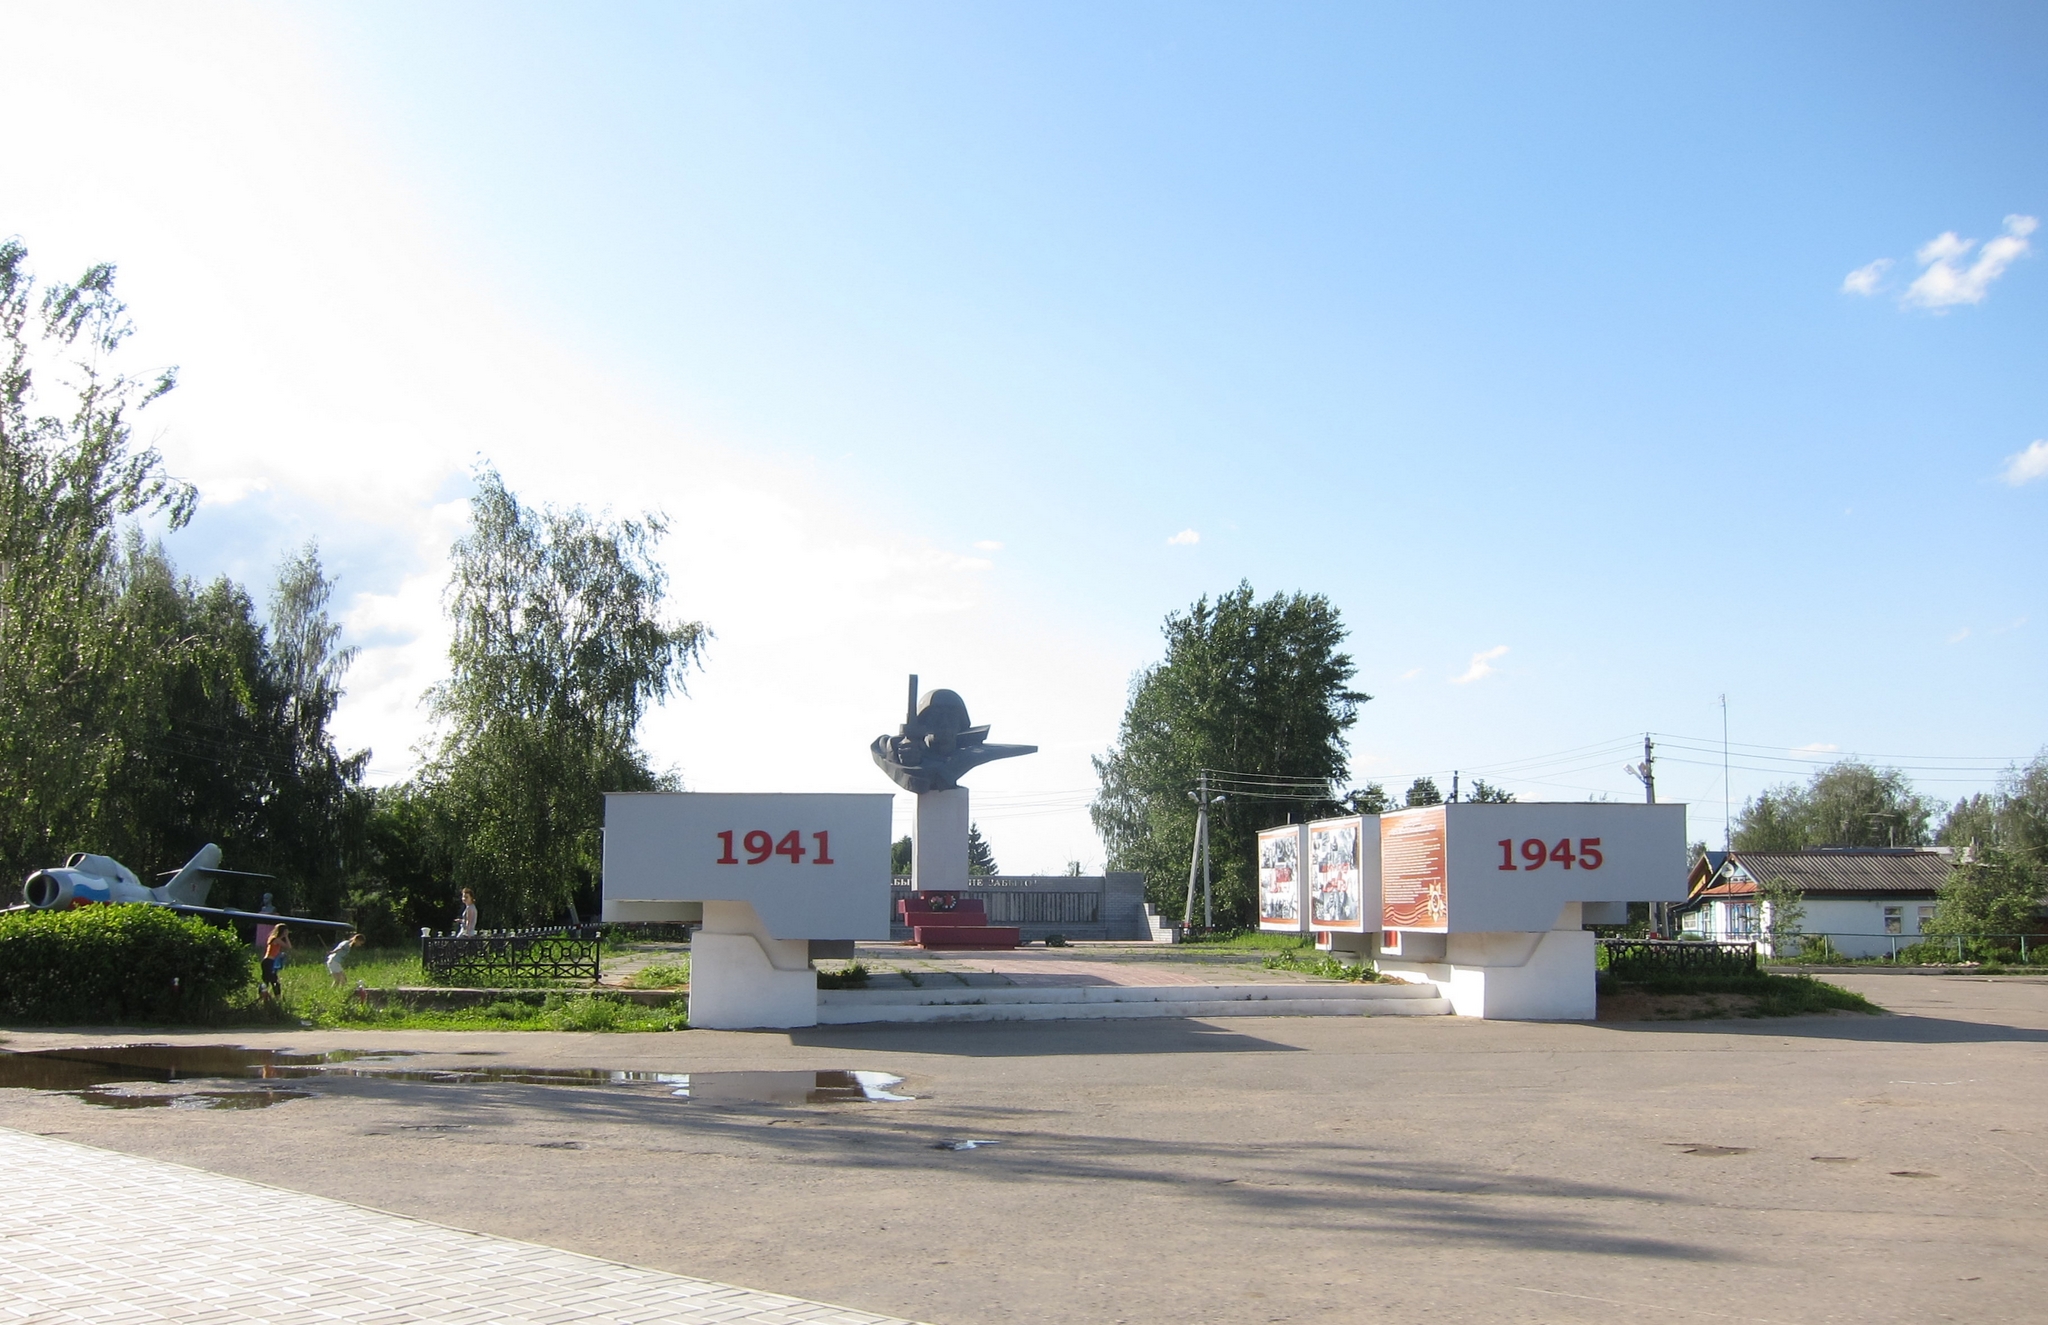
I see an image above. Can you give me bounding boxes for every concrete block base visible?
[1379,928,1596,1020]
[686,901,818,1030]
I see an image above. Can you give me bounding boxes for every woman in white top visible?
[457,888,478,936]
[326,933,364,987]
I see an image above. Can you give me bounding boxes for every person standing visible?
[252,892,280,961]
[457,888,478,937]
[261,924,291,999]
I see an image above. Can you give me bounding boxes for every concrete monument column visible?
[871,675,1035,892]
[912,788,970,893]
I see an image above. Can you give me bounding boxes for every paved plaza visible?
[2,971,2046,1324]
[0,1128,916,1325]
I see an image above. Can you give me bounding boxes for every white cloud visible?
[1166,528,1200,546]
[1451,645,1508,685]
[1792,742,1839,754]
[1841,258,1891,295]
[1903,215,2037,309]
[1399,667,1422,681]
[973,539,1004,551]
[1999,439,2048,486]
[1947,627,1971,644]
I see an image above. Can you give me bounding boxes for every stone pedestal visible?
[912,787,969,893]
[687,900,818,1030]
[1375,908,1596,1020]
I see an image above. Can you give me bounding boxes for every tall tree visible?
[1732,762,1936,851]
[1091,583,1365,926]
[967,823,998,877]
[1404,777,1443,808]
[1939,751,2048,866]
[0,241,194,879]
[421,468,707,925]
[0,242,365,902]
[1922,844,2044,940]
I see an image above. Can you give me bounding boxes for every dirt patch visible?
[1598,990,1763,1021]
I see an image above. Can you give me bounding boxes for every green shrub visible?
[1261,950,1387,982]
[627,961,690,989]
[1797,934,1845,963]
[0,907,255,1023]
[815,961,869,990]
[545,993,625,1031]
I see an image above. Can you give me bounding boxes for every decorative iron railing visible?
[420,928,601,986]
[1599,938,1758,980]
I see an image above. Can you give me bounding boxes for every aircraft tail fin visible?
[160,844,223,906]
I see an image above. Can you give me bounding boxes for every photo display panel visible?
[602,792,894,939]
[1257,824,1307,932]
[1380,806,1449,932]
[1307,815,1369,932]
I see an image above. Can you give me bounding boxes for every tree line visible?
[1732,754,2048,939]
[0,241,703,939]
[1091,578,2046,932]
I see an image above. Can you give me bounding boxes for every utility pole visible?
[1200,786,1215,930]
[1450,771,1460,803]
[1720,695,1731,853]
[1625,733,1656,803]
[1182,770,1205,931]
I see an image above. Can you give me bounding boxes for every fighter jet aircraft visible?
[6,843,354,931]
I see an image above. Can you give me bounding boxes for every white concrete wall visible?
[686,901,818,1030]
[1376,908,1596,1020]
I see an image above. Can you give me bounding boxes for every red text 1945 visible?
[1497,838,1603,871]
[715,831,836,865]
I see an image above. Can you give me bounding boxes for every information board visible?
[602,792,893,940]
[1380,807,1450,932]
[1307,815,1373,932]
[1257,824,1307,932]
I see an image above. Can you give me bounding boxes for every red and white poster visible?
[1380,807,1448,931]
[1258,826,1303,930]
[1308,816,1365,930]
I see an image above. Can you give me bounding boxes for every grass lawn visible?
[268,947,688,1032]
[1599,971,1881,1019]
[1176,930,1318,952]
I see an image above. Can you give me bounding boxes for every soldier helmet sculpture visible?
[871,675,1036,794]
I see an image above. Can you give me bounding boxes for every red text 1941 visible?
[715,831,836,865]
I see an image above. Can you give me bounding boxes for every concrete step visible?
[816,981,1452,1023]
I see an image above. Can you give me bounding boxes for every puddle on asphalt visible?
[0,1045,910,1107]
[73,1087,316,1111]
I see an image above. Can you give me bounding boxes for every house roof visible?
[1689,848,1953,902]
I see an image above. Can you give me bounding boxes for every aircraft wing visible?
[156,867,277,880]
[166,904,355,932]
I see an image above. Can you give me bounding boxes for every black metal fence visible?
[1600,938,1759,980]
[420,928,602,986]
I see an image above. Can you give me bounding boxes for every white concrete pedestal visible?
[687,901,819,1029]
[912,787,969,893]
[1378,918,1596,1020]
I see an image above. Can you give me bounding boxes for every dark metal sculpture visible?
[871,675,1036,794]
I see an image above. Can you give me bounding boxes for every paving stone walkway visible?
[0,1127,920,1325]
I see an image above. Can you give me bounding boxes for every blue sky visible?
[3,2,2042,867]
